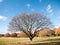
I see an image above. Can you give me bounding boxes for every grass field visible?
[0,37,60,45]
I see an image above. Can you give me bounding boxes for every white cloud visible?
[46,4,54,16]
[31,8,35,11]
[26,4,31,8]
[58,16,60,19]
[47,4,51,11]
[55,26,59,28]
[0,16,7,21]
[39,0,42,2]
[0,0,3,2]
[46,4,53,13]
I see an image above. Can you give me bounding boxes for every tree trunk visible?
[30,37,33,41]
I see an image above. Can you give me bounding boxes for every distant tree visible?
[0,34,4,37]
[8,13,53,41]
[34,28,50,37]
[17,32,28,37]
[10,33,17,37]
[4,33,10,37]
[50,29,56,36]
[54,27,60,36]
[35,28,55,37]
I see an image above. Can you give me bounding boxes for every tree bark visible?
[30,37,33,41]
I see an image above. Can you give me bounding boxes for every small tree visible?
[8,13,53,41]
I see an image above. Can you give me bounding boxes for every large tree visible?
[8,13,53,41]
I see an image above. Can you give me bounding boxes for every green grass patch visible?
[0,37,60,45]
[0,37,30,45]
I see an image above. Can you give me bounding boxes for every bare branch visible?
[8,13,53,41]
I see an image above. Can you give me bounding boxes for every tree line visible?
[0,27,60,37]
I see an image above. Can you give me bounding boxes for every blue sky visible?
[0,0,60,34]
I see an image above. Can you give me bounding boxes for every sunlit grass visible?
[0,37,60,45]
[0,37,30,45]
[33,37,60,42]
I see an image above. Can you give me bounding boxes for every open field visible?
[0,37,60,45]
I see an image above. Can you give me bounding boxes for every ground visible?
[0,37,60,45]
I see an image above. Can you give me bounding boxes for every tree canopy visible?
[8,13,53,41]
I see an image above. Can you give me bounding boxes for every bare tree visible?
[8,13,53,41]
